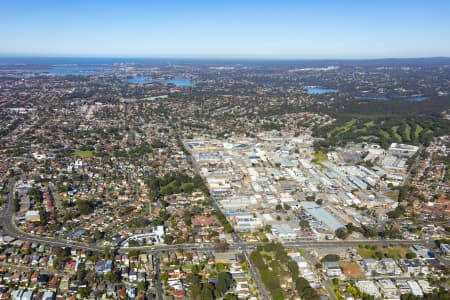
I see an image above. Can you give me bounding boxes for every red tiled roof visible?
[191,215,218,227]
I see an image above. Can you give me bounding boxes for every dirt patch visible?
[341,262,364,278]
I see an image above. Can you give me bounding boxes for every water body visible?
[0,57,174,65]
[355,95,428,102]
[165,77,194,87]
[3,65,113,76]
[126,76,152,84]
[306,87,339,95]
[125,76,194,87]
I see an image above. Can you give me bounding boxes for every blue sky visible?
[1,0,450,58]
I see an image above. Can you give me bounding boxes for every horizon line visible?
[1,54,450,62]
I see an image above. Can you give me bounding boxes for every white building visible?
[356,280,381,298]
[407,280,423,297]
[271,224,297,240]
[377,279,399,299]
[234,215,262,232]
[322,261,342,277]
[389,143,419,157]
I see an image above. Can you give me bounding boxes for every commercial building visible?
[300,201,344,232]
[356,280,381,298]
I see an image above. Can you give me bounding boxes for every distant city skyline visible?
[1,0,450,59]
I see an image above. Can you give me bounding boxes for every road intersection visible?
[1,178,443,300]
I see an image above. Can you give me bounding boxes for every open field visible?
[414,124,423,140]
[326,119,357,138]
[313,114,450,151]
[391,125,401,142]
[358,245,410,260]
[404,123,411,142]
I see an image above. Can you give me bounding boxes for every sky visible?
[1,0,450,59]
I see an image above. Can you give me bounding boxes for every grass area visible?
[314,113,450,153]
[358,245,410,260]
[404,123,411,142]
[414,124,423,140]
[215,262,229,272]
[391,126,402,142]
[353,128,368,135]
[379,129,390,139]
[327,119,357,138]
[72,150,95,158]
[363,121,375,127]
[313,151,328,162]
[299,248,307,259]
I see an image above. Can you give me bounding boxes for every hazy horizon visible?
[1,0,450,59]
[1,55,450,62]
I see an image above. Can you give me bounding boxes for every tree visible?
[78,287,90,299]
[189,281,201,299]
[76,267,87,282]
[200,282,214,300]
[362,225,377,238]
[39,207,48,225]
[335,227,349,239]
[300,219,310,229]
[346,223,361,234]
[164,235,174,244]
[105,271,119,283]
[13,193,20,212]
[192,264,201,274]
[104,246,114,260]
[388,205,405,219]
[287,260,299,278]
[216,272,232,295]
[52,246,70,270]
[128,240,139,247]
[181,182,195,194]
[213,210,234,233]
[160,272,169,282]
[93,230,104,241]
[321,254,340,262]
[85,270,98,283]
[137,281,147,291]
[296,277,319,300]
[75,200,94,215]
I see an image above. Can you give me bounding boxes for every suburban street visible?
[153,251,163,300]
[1,179,103,252]
[0,177,446,300]
[1,180,438,254]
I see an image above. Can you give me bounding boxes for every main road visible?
[1,179,436,254]
[181,137,271,300]
[0,177,443,300]
[1,179,103,252]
